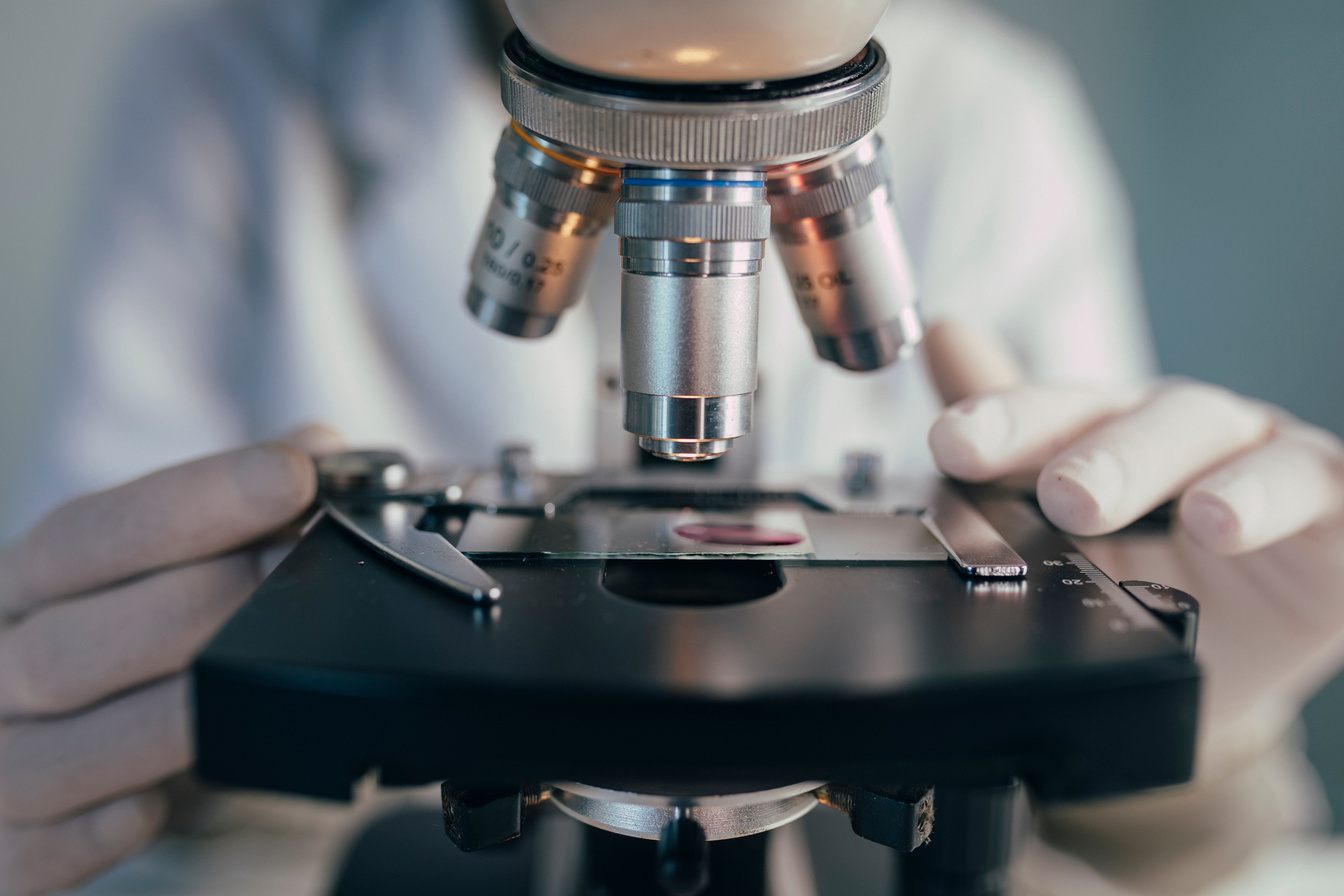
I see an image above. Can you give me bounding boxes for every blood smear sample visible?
[673,523,805,546]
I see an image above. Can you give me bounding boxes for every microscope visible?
[191,3,1204,894]
[464,0,919,462]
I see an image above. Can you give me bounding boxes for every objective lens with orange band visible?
[465,124,620,338]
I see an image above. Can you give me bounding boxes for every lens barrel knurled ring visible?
[500,33,891,167]
[613,203,771,241]
[495,138,617,220]
[767,149,891,223]
[494,129,618,220]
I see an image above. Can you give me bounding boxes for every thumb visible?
[924,322,1142,488]
[924,320,1036,488]
[923,320,1025,406]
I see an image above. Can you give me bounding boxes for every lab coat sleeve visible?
[877,0,1158,387]
[4,10,280,540]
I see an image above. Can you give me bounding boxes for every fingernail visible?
[1042,448,1125,534]
[947,396,1011,462]
[231,444,314,517]
[1184,474,1267,552]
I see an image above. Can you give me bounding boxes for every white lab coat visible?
[23,1,1333,894]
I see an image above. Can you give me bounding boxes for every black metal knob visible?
[441,783,546,852]
[1121,581,1200,655]
[824,783,934,851]
[656,812,710,896]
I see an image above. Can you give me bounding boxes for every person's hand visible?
[923,319,1344,744]
[924,321,1344,893]
[926,321,1342,554]
[0,426,340,895]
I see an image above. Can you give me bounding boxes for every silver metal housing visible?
[617,169,767,460]
[768,133,923,370]
[466,125,619,338]
[623,392,753,460]
[499,35,891,168]
[549,781,824,841]
[620,274,759,396]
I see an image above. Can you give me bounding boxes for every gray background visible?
[1,0,1343,823]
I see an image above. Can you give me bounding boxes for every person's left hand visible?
[923,320,1344,892]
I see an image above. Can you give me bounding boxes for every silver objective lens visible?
[466,124,619,338]
[617,170,770,461]
[768,133,922,371]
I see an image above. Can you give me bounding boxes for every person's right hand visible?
[0,427,337,895]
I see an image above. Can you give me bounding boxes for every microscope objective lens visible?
[465,124,619,338]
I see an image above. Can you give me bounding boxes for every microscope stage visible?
[193,481,1198,804]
